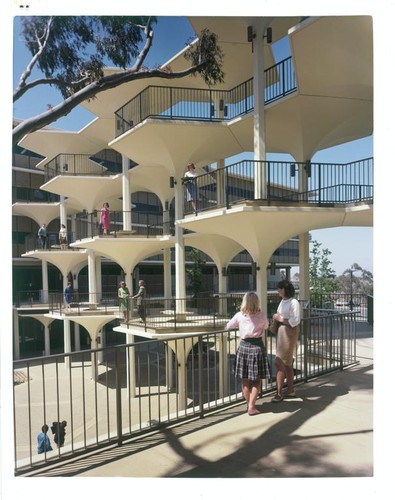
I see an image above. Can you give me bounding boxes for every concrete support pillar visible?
[90,335,98,380]
[252,21,269,199]
[71,215,77,244]
[96,256,102,300]
[13,308,20,360]
[163,247,172,301]
[41,260,49,303]
[74,323,81,351]
[298,232,310,303]
[168,338,194,411]
[122,155,132,231]
[60,196,67,227]
[44,324,50,356]
[64,318,71,369]
[174,181,186,316]
[97,328,105,364]
[256,267,268,314]
[87,249,97,304]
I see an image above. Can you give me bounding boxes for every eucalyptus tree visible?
[13,16,224,145]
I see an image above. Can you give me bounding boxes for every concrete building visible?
[13,16,373,359]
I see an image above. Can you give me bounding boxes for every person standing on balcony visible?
[183,162,200,213]
[64,281,72,310]
[226,291,270,416]
[37,223,47,249]
[100,202,110,235]
[59,223,68,249]
[271,279,301,402]
[132,280,147,322]
[118,281,130,322]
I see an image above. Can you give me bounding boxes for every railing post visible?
[339,315,344,370]
[303,311,310,382]
[115,347,123,446]
[198,336,204,416]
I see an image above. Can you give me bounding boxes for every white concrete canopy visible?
[109,119,246,176]
[71,236,175,277]
[178,202,373,267]
[40,175,123,213]
[22,249,88,278]
[128,165,175,208]
[12,202,63,227]
[184,232,244,271]
[18,128,109,162]
[45,314,118,342]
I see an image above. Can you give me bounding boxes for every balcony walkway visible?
[21,323,377,488]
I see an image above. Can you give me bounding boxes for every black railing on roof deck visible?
[114,57,296,137]
[183,158,373,214]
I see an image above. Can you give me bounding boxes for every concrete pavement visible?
[29,337,374,480]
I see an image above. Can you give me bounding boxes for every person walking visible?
[37,223,47,249]
[118,281,130,322]
[132,280,147,322]
[64,281,72,310]
[100,202,110,235]
[271,279,301,402]
[226,291,270,415]
[37,424,53,454]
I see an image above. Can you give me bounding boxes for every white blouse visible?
[277,298,301,327]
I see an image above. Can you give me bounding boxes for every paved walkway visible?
[19,327,379,492]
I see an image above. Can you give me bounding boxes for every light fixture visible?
[247,26,255,42]
[264,27,272,44]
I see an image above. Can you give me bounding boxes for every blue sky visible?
[12,14,373,276]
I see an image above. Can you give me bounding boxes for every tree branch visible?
[15,17,54,97]
[12,62,207,146]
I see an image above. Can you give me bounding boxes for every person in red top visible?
[226,292,270,415]
[100,202,110,235]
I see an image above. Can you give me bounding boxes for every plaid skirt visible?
[234,338,271,381]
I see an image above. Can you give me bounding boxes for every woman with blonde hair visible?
[226,291,270,415]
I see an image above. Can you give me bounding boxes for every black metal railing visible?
[74,210,174,240]
[13,308,358,473]
[183,158,373,214]
[115,57,296,136]
[43,153,123,181]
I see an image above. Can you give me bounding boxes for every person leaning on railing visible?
[132,280,147,322]
[182,162,200,214]
[225,291,270,416]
